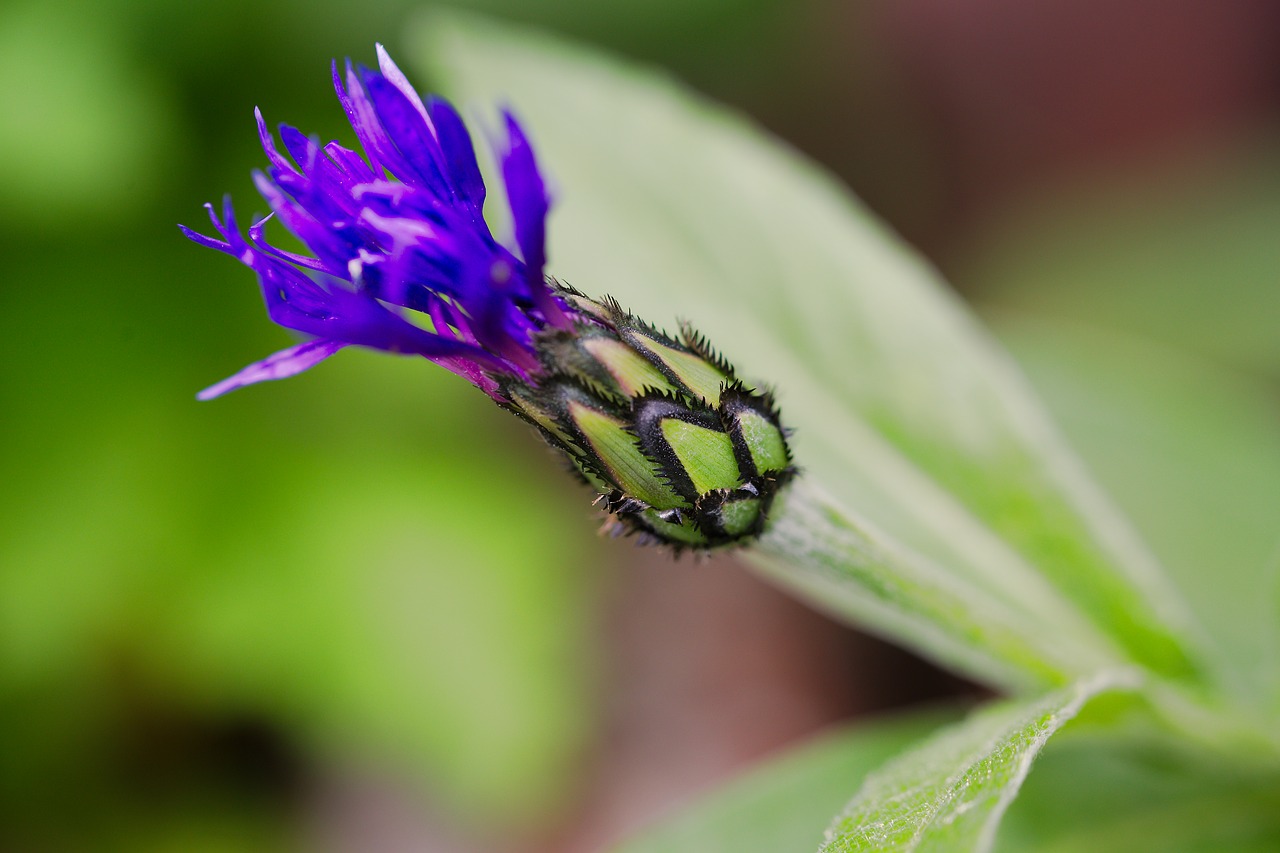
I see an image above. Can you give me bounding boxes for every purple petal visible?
[279,125,321,176]
[255,109,299,176]
[335,60,400,178]
[188,52,568,398]
[500,112,568,328]
[324,141,377,184]
[251,172,353,274]
[500,113,546,273]
[375,44,433,131]
[364,71,448,194]
[187,197,255,265]
[427,97,485,212]
[246,248,506,367]
[198,339,348,400]
[248,214,329,272]
[179,222,231,254]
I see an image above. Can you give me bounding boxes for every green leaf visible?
[0,248,598,824]
[0,2,175,228]
[754,481,1109,691]
[615,708,958,853]
[995,728,1280,852]
[820,672,1134,853]
[964,166,1280,709]
[414,13,1196,688]
[988,316,1280,708]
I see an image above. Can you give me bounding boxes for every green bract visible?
[502,287,795,550]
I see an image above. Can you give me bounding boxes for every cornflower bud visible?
[183,45,793,550]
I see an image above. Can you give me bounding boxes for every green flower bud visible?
[501,288,795,551]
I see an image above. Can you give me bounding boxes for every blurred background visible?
[3,0,1280,849]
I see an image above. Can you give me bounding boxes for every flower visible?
[182,45,564,401]
[184,45,793,550]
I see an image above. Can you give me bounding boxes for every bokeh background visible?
[4,0,1280,850]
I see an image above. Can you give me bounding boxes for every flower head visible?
[183,45,566,400]
[185,46,793,550]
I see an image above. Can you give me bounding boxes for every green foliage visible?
[0,241,597,841]
[965,169,1280,711]
[0,0,175,226]
[6,0,1278,847]
[617,708,959,853]
[989,318,1280,708]
[818,674,1131,852]
[418,12,1201,692]
[996,729,1280,853]
[420,12,1280,852]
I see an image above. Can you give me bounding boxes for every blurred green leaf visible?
[987,317,1280,708]
[0,0,176,228]
[995,730,1280,852]
[820,673,1132,853]
[417,12,1196,689]
[615,708,957,853]
[961,147,1280,378]
[151,404,595,818]
[0,239,597,829]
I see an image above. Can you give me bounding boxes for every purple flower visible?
[183,44,570,401]
[186,45,795,550]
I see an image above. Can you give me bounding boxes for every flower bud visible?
[184,45,793,550]
[503,290,793,549]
